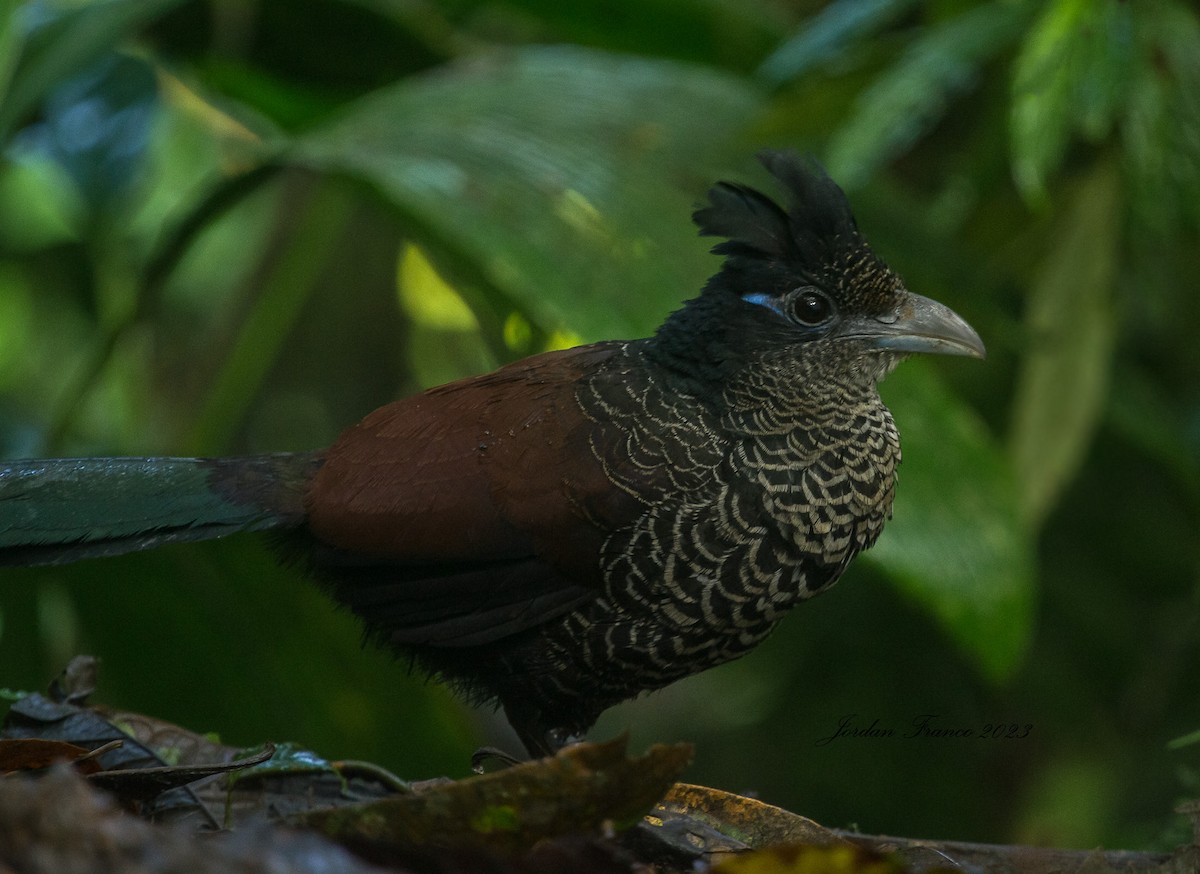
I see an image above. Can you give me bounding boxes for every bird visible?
[0,151,985,756]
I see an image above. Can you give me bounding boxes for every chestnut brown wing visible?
[303,343,628,647]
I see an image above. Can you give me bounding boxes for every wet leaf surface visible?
[301,735,693,856]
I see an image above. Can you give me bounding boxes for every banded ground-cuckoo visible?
[0,151,985,756]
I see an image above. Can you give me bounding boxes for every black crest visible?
[693,150,863,273]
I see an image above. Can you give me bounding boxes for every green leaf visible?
[1123,0,1200,230]
[1010,0,1133,204]
[870,361,1035,681]
[1009,160,1120,527]
[1167,728,1200,750]
[291,45,765,343]
[826,2,1030,189]
[757,0,920,85]
[457,0,783,72]
[0,0,23,107]
[0,0,187,141]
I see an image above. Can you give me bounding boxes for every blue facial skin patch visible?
[743,292,800,323]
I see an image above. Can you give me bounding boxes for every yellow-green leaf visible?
[872,361,1035,681]
[1009,160,1120,527]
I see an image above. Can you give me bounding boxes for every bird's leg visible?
[466,701,558,771]
[470,746,525,773]
[502,698,582,759]
[471,723,584,772]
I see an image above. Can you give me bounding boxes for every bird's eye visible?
[791,289,834,326]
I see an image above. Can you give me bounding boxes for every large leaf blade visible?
[826,2,1029,189]
[1009,160,1120,527]
[870,361,1035,681]
[291,46,765,342]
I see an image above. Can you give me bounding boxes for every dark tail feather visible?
[0,452,323,567]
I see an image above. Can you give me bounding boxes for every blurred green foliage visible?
[0,0,1198,849]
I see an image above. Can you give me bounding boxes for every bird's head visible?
[659,150,984,391]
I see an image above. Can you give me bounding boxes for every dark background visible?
[0,0,1197,850]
